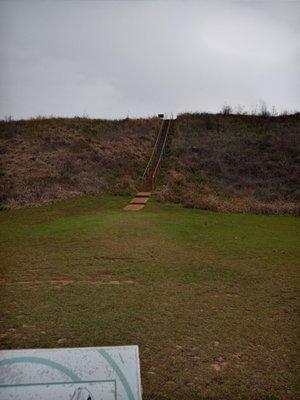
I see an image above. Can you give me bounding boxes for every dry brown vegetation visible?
[0,113,299,215]
[0,117,159,208]
[157,113,300,215]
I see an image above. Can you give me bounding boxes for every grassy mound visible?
[1,113,299,214]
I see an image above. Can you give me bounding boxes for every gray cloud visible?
[0,0,299,119]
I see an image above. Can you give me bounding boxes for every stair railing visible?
[142,119,164,182]
[151,118,171,187]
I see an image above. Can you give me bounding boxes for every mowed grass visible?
[0,196,299,399]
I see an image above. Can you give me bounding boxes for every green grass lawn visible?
[0,196,299,399]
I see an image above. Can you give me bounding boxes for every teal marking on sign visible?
[98,349,135,400]
[0,379,116,388]
[0,356,81,381]
[0,347,140,400]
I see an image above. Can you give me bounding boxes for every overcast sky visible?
[0,0,299,119]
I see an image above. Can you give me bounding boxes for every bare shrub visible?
[221,103,232,115]
[258,100,270,117]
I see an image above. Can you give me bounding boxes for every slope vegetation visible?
[0,117,159,207]
[0,113,299,214]
[158,113,300,215]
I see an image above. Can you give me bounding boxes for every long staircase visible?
[124,118,172,211]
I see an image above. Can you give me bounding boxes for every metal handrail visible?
[151,118,171,185]
[142,119,164,180]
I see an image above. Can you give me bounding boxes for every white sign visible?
[0,346,142,400]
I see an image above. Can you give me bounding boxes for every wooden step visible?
[130,197,149,205]
[136,192,151,197]
[124,204,145,211]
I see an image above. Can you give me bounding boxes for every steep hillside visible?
[157,113,300,215]
[0,113,299,215]
[0,117,159,207]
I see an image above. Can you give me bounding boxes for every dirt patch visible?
[1,278,136,287]
[92,257,141,261]
[0,278,74,287]
[210,356,228,372]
